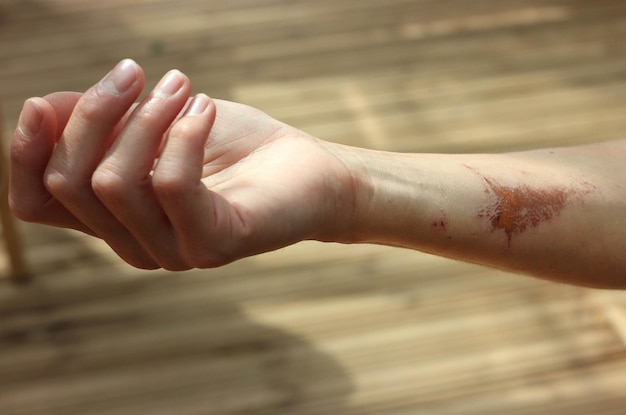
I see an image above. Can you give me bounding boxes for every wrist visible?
[319,144,468,250]
[316,141,432,247]
[313,140,373,244]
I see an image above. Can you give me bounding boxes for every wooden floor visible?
[2,0,626,413]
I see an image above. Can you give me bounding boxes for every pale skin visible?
[9,60,626,288]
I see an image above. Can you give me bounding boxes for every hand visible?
[10,60,356,270]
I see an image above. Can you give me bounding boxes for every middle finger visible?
[92,70,192,270]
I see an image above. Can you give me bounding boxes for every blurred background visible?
[2,0,626,414]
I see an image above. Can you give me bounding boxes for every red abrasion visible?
[478,177,571,246]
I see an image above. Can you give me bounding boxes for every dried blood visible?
[477,176,570,246]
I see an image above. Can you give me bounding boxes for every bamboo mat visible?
[2,1,626,414]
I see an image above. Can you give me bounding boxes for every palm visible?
[198,99,348,251]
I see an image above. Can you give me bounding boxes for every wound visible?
[466,165,593,247]
[431,209,448,231]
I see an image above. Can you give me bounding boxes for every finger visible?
[46,59,145,180]
[156,96,194,158]
[43,59,159,269]
[9,98,94,234]
[92,70,192,270]
[100,70,190,182]
[43,91,82,139]
[44,91,144,146]
[152,94,232,267]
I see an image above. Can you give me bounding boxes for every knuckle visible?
[44,168,84,201]
[74,93,105,123]
[152,170,187,199]
[10,136,31,167]
[133,104,164,126]
[91,167,128,202]
[76,79,132,122]
[168,119,198,139]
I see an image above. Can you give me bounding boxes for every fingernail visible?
[100,59,139,94]
[17,99,42,139]
[186,94,209,116]
[154,70,185,97]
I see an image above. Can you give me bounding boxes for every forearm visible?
[325,140,626,288]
